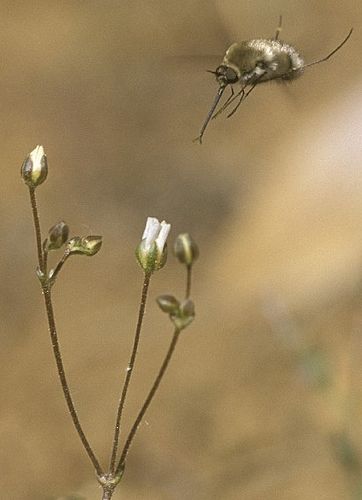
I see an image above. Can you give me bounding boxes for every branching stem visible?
[28,186,103,476]
[116,328,180,475]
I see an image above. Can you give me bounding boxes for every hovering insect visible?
[195,18,353,144]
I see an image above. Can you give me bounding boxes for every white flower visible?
[21,144,48,187]
[30,145,45,176]
[142,217,170,252]
[136,217,171,273]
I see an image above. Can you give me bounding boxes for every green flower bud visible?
[46,221,69,251]
[158,295,195,331]
[170,299,195,331]
[136,217,171,273]
[67,235,102,256]
[156,294,180,314]
[174,233,199,267]
[21,145,48,188]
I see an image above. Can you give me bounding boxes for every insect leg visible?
[302,28,353,69]
[226,88,251,118]
[212,86,241,119]
[274,15,282,40]
[226,73,265,118]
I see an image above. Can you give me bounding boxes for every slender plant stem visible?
[186,264,192,299]
[109,272,152,472]
[50,249,71,282]
[102,490,113,500]
[42,286,103,475]
[43,249,48,274]
[116,328,180,476]
[28,187,103,476]
[29,187,44,272]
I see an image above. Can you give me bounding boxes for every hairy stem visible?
[116,328,180,475]
[42,285,103,475]
[50,249,71,282]
[109,272,151,472]
[186,264,192,299]
[28,187,103,476]
[101,488,114,500]
[28,187,44,272]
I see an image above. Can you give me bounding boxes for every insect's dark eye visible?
[215,65,238,84]
[215,65,225,76]
[224,67,238,83]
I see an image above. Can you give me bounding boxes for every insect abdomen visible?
[251,39,304,81]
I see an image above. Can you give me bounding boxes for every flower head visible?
[174,233,199,267]
[157,295,195,331]
[46,221,69,251]
[67,235,103,256]
[136,217,171,273]
[21,145,48,188]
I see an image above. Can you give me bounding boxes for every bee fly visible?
[195,18,353,143]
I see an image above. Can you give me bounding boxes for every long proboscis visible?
[195,85,226,144]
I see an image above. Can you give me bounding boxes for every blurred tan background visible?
[1,1,361,498]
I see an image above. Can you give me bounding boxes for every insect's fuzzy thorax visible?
[223,39,304,82]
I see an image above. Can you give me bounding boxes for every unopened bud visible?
[21,145,48,188]
[171,298,195,331]
[156,294,180,314]
[174,233,199,267]
[180,298,195,318]
[67,235,102,256]
[136,217,171,273]
[46,221,69,251]
[158,295,195,331]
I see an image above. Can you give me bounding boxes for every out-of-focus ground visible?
[1,1,361,498]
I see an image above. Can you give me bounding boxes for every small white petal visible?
[30,145,45,180]
[30,145,44,163]
[156,221,171,252]
[30,144,44,157]
[142,217,161,250]
[142,217,153,239]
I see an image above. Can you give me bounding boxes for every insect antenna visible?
[194,85,226,144]
[302,28,353,69]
